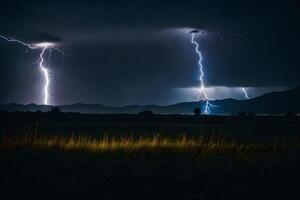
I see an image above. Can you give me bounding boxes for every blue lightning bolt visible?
[0,35,65,105]
[191,33,216,114]
[242,87,250,99]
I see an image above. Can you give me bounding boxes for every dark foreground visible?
[1,148,299,200]
[0,112,300,200]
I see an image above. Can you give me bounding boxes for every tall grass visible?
[1,134,299,159]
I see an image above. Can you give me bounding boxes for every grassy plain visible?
[0,113,300,199]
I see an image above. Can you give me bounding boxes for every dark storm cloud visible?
[0,0,300,105]
[190,30,200,34]
[25,32,63,43]
[0,31,63,44]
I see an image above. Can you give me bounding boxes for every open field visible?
[1,112,300,199]
[2,112,300,137]
[2,134,300,158]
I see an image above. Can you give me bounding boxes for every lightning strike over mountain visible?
[242,87,250,99]
[0,35,65,105]
[190,30,215,114]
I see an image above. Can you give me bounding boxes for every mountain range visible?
[1,87,299,115]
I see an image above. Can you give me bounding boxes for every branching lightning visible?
[0,35,65,105]
[242,87,250,99]
[0,35,37,49]
[190,32,215,114]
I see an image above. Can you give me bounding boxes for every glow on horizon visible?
[174,86,290,102]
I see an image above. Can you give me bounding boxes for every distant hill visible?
[1,87,300,114]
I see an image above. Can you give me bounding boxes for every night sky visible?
[0,0,299,106]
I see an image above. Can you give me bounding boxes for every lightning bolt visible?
[242,87,250,99]
[39,46,50,105]
[191,33,215,114]
[0,35,65,105]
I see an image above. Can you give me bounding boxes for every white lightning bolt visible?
[242,87,250,99]
[191,33,216,114]
[39,46,50,105]
[0,34,65,105]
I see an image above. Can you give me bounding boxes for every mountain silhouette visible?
[1,87,299,114]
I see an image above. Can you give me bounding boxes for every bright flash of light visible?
[242,87,250,99]
[0,35,66,105]
[191,33,216,114]
[35,42,54,105]
[39,47,50,105]
[34,42,54,48]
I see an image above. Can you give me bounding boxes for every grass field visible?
[1,134,299,159]
[1,133,300,200]
[1,113,300,199]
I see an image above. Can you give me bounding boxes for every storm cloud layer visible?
[0,0,299,105]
